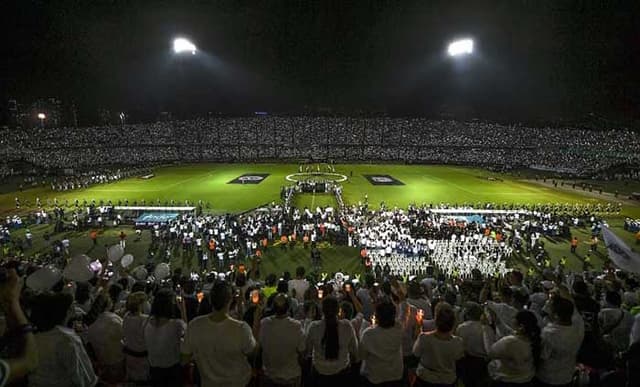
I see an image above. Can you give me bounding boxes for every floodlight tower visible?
[119,112,126,129]
[173,37,197,55]
[447,38,474,57]
[37,113,46,128]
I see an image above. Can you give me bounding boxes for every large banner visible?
[602,225,640,274]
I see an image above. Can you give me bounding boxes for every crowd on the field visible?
[3,117,639,176]
[47,167,152,192]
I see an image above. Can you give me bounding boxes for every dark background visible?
[1,0,639,125]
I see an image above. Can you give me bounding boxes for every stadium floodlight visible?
[447,38,473,57]
[37,113,46,128]
[173,37,197,55]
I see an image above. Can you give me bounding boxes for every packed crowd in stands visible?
[1,117,639,386]
[2,117,639,176]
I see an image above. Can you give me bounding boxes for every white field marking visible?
[285,172,348,183]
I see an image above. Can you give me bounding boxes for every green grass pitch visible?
[2,163,639,277]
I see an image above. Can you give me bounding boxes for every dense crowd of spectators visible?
[1,247,640,386]
[2,117,639,176]
[0,189,639,386]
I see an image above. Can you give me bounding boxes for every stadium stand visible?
[2,117,639,176]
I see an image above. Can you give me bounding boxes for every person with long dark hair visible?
[483,310,540,387]
[306,296,357,386]
[143,288,186,387]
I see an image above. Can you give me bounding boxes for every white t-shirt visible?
[87,312,124,366]
[484,333,535,384]
[536,322,583,385]
[123,314,147,352]
[183,315,256,387]
[259,316,305,381]
[288,279,309,302]
[30,326,98,387]
[412,333,464,385]
[359,324,403,384]
[306,319,357,375]
[456,320,490,359]
[144,318,186,368]
[486,301,518,339]
[599,307,635,351]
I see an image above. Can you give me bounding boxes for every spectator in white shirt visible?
[182,280,257,387]
[288,266,310,302]
[485,286,518,339]
[122,292,149,383]
[87,293,125,384]
[412,302,464,387]
[356,275,375,320]
[144,288,186,387]
[536,296,583,387]
[483,310,540,386]
[306,296,358,386]
[359,298,403,386]
[598,291,635,353]
[455,302,490,387]
[29,292,97,387]
[407,282,432,320]
[259,293,306,387]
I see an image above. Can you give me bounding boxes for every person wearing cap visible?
[259,293,305,387]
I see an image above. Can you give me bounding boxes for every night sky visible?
[2,0,639,124]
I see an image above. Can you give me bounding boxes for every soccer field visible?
[2,163,639,276]
[2,163,633,214]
